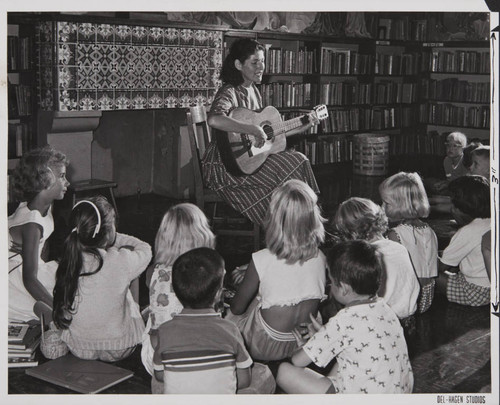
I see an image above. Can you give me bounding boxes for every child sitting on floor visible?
[436,175,490,307]
[470,146,490,182]
[141,203,216,376]
[226,179,327,361]
[153,247,275,394]
[379,172,438,313]
[53,196,152,362]
[276,240,414,394]
[331,197,420,321]
[9,146,69,322]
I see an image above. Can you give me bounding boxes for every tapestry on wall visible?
[36,21,223,111]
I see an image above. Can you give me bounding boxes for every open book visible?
[26,354,133,394]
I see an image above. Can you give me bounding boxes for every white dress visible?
[392,222,438,279]
[8,202,58,322]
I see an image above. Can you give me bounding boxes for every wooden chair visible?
[69,179,118,215]
[185,105,260,251]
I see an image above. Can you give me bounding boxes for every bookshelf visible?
[7,21,37,168]
[6,12,491,175]
[223,26,490,166]
[418,43,490,141]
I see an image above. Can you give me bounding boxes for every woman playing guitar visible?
[202,38,321,226]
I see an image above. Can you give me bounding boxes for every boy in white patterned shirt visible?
[276,240,413,394]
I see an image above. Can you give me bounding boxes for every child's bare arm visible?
[236,367,251,389]
[291,347,312,368]
[154,369,164,382]
[438,260,459,274]
[230,260,259,315]
[21,223,53,308]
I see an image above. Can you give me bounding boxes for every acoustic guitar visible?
[215,105,329,175]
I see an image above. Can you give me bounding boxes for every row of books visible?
[424,49,490,74]
[388,131,449,156]
[8,321,42,368]
[420,78,490,104]
[374,82,418,104]
[319,81,418,106]
[291,137,353,165]
[419,102,490,128]
[319,82,372,106]
[320,48,372,75]
[377,17,428,42]
[8,35,31,71]
[260,82,317,108]
[8,122,33,158]
[320,108,372,134]
[264,47,316,74]
[375,52,422,75]
[8,83,32,117]
[319,106,418,134]
[290,129,457,166]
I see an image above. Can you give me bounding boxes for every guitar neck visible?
[271,115,307,136]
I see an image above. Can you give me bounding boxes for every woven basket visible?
[353,133,390,176]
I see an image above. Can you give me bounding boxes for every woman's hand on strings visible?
[248,125,267,148]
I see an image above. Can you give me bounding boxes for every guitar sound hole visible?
[262,125,274,140]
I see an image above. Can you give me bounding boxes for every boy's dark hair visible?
[462,141,482,169]
[327,240,381,296]
[448,175,490,219]
[219,38,265,86]
[172,247,224,309]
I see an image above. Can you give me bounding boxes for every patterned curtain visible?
[36,21,223,111]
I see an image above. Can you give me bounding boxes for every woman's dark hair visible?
[327,240,382,296]
[172,247,224,309]
[448,175,490,219]
[53,196,116,329]
[219,38,265,86]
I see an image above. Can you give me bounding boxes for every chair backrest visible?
[161,349,237,394]
[185,105,212,209]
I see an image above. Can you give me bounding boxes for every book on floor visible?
[8,323,29,342]
[25,354,134,394]
[8,322,41,350]
[8,353,38,368]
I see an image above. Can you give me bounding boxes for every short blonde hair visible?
[264,179,325,264]
[154,203,216,266]
[447,132,467,148]
[332,197,388,241]
[379,172,430,221]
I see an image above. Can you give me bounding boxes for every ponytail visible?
[53,232,104,329]
[52,196,113,329]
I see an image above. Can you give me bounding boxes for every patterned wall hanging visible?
[36,21,223,111]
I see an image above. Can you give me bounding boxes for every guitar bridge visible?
[242,134,254,157]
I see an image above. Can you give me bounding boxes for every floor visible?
[8,156,492,395]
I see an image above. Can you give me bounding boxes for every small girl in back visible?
[53,196,152,362]
[9,146,69,322]
[379,172,438,313]
[332,197,420,320]
[227,179,327,361]
[141,203,216,375]
[470,146,490,182]
[437,175,490,306]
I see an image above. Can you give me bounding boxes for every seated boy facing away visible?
[276,240,414,394]
[436,175,491,307]
[152,247,274,394]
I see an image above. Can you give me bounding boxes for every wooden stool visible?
[69,179,118,214]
